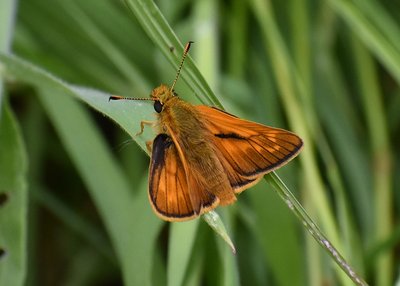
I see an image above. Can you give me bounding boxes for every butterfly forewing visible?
[196,106,303,192]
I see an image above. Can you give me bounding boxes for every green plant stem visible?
[326,0,400,86]
[266,172,368,286]
[248,1,357,284]
[351,35,393,286]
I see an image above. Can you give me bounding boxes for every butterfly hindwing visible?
[196,106,303,193]
[149,134,218,221]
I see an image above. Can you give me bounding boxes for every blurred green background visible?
[1,0,399,285]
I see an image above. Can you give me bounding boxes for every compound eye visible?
[154,100,163,113]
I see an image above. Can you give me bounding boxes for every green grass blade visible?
[0,2,27,285]
[37,89,161,286]
[203,212,236,255]
[0,53,163,285]
[0,0,17,109]
[0,0,16,52]
[248,0,335,237]
[266,172,368,286]
[351,35,393,286]
[168,220,199,286]
[30,185,115,263]
[213,209,240,286]
[326,0,400,86]
[122,0,222,107]
[313,8,373,240]
[247,1,360,284]
[56,0,150,95]
[226,0,248,78]
[0,102,28,286]
[249,179,304,286]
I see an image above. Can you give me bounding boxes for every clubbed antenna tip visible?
[170,41,194,92]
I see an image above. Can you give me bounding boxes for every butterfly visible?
[110,42,303,221]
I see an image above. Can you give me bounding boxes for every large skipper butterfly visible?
[110,42,303,221]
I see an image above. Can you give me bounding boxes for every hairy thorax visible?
[158,96,230,192]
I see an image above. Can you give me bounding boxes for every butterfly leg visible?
[146,140,153,152]
[136,120,155,136]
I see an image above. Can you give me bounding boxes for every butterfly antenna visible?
[109,95,155,102]
[170,41,193,92]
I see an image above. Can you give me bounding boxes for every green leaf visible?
[122,0,222,108]
[0,102,28,286]
[0,52,163,285]
[168,220,199,286]
[37,87,161,286]
[249,179,304,286]
[326,0,400,86]
[203,211,236,254]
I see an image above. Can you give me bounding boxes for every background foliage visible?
[1,0,400,285]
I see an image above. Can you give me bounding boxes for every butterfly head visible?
[108,84,177,114]
[148,41,193,114]
[150,84,177,113]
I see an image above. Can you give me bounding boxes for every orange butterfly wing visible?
[196,106,303,193]
[149,134,219,221]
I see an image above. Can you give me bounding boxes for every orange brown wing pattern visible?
[196,106,303,193]
[149,134,218,221]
